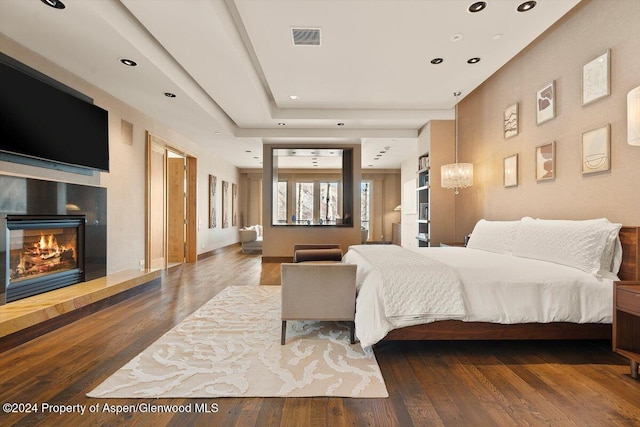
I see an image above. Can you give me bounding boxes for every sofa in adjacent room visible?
[239,224,263,253]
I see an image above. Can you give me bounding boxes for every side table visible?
[613,282,640,379]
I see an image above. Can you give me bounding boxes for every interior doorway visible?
[167,151,185,268]
[146,132,197,270]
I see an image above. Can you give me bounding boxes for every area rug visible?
[87,286,388,398]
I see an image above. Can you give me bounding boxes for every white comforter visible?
[344,245,617,349]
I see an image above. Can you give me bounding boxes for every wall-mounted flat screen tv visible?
[0,62,109,172]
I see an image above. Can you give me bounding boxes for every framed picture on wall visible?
[536,81,556,125]
[504,154,518,188]
[582,49,610,106]
[535,142,555,182]
[504,102,518,139]
[208,175,217,228]
[222,180,229,228]
[581,124,610,175]
[232,183,238,226]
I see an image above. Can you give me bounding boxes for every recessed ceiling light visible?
[491,34,503,40]
[468,1,487,13]
[119,58,137,67]
[384,146,391,150]
[288,95,300,100]
[214,131,221,135]
[517,1,537,12]
[245,150,251,153]
[467,57,481,64]
[164,92,176,98]
[253,156,259,159]
[278,122,286,126]
[430,57,444,64]
[451,34,464,42]
[337,122,345,126]
[41,0,65,9]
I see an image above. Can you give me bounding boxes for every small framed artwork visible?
[581,124,610,175]
[222,180,229,228]
[232,183,238,227]
[504,103,518,139]
[536,81,556,125]
[582,49,610,106]
[535,142,555,182]
[504,154,518,188]
[208,175,217,228]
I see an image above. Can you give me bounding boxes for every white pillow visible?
[466,219,521,254]
[512,217,615,276]
[599,222,622,273]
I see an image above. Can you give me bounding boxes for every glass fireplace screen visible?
[9,226,79,284]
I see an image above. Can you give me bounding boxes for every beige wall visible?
[456,0,640,235]
[0,35,240,273]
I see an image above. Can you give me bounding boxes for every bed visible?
[343,218,640,349]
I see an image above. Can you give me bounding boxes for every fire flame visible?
[37,233,57,251]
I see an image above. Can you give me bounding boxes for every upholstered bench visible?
[280,262,356,345]
[293,244,342,263]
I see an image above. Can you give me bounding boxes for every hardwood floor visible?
[0,244,639,426]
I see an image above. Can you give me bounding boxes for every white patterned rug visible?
[87,286,388,398]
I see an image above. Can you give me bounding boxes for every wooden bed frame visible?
[383,226,640,341]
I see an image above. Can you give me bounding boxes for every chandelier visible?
[441,91,473,194]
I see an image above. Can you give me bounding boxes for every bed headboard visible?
[619,226,640,281]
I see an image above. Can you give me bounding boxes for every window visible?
[294,182,314,222]
[361,181,371,240]
[276,181,288,223]
[319,182,338,221]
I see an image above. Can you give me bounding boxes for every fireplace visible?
[0,175,106,305]
[6,215,85,303]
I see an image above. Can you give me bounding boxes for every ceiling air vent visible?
[291,28,321,46]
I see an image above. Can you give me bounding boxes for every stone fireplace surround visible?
[0,174,106,305]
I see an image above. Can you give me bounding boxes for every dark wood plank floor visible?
[0,244,639,426]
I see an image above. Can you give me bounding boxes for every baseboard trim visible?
[262,256,293,263]
[198,243,242,260]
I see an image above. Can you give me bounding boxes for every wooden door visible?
[167,157,185,264]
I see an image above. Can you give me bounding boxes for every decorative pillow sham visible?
[466,219,521,254]
[512,217,617,276]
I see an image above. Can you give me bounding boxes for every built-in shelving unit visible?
[416,154,430,247]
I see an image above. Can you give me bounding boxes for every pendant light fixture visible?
[441,91,473,194]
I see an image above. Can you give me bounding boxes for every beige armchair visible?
[280,262,357,345]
